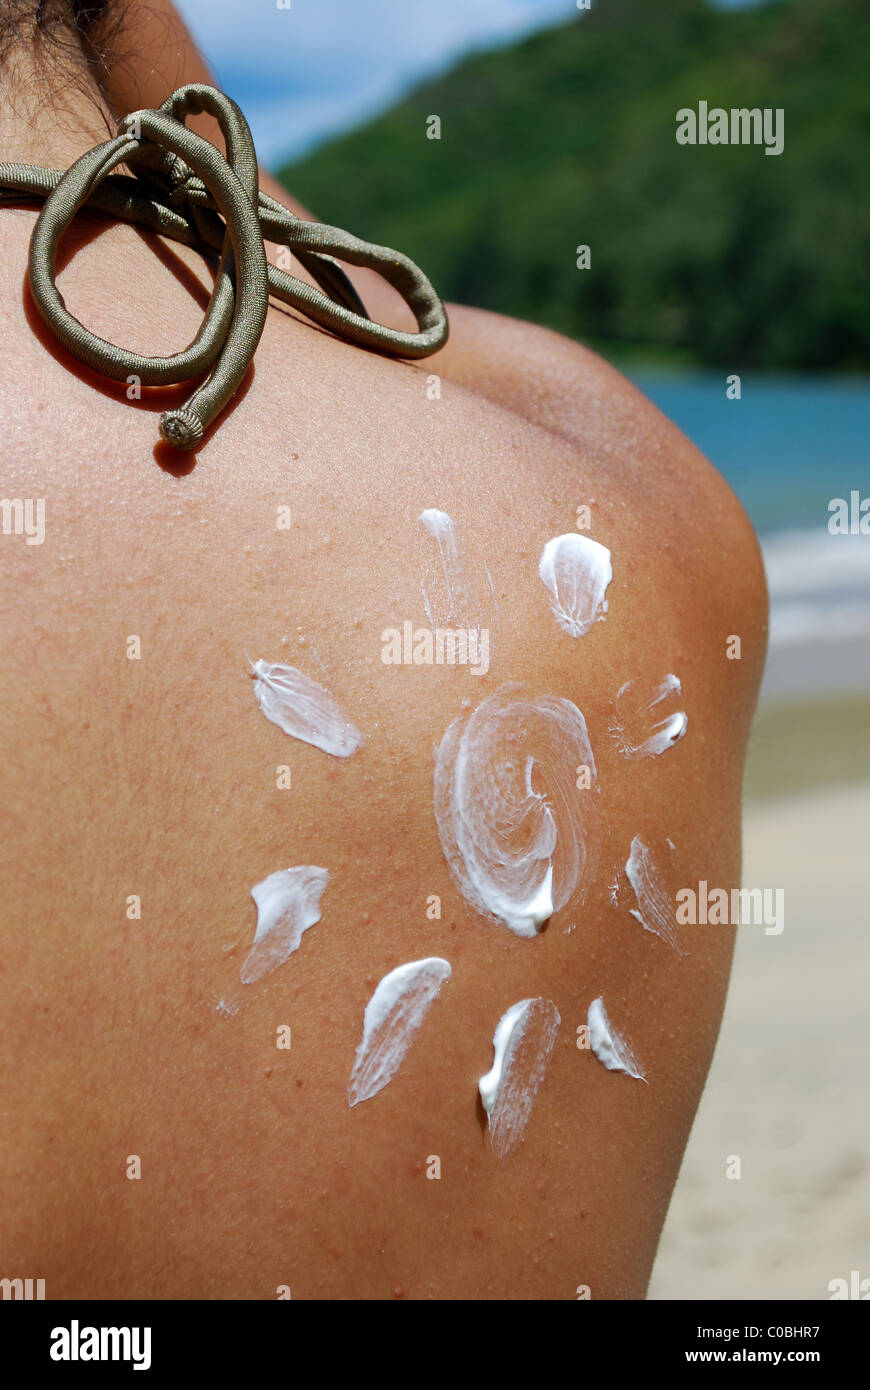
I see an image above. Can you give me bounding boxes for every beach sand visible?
[648,771,870,1300]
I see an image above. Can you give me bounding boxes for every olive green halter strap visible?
[0,83,448,449]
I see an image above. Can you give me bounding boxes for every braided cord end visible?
[159,407,204,449]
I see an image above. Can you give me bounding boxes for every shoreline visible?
[745,689,870,803]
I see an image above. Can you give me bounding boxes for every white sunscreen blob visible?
[588,996,647,1082]
[538,533,612,637]
[433,683,600,936]
[479,998,561,1160]
[240,866,330,984]
[610,673,688,758]
[250,658,364,757]
[347,957,452,1107]
[625,836,683,955]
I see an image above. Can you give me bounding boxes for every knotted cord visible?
[0,83,448,449]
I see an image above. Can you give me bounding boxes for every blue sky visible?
[175,0,765,167]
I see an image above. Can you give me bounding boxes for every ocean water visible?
[629,371,870,697]
[629,371,870,537]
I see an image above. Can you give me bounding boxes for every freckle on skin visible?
[296,1079,304,1088]
[413,1160,424,1174]
[393,1285,404,1299]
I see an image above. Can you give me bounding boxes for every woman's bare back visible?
[0,156,767,1298]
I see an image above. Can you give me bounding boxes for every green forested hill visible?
[279,0,869,369]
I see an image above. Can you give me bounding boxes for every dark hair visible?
[0,1,120,79]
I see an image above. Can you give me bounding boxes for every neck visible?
[0,45,113,171]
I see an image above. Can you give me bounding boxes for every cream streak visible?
[538,533,612,637]
[588,996,647,1082]
[433,684,600,936]
[347,957,452,1107]
[610,673,687,758]
[418,507,495,635]
[625,836,684,955]
[419,508,463,625]
[479,998,561,1160]
[240,866,330,984]
[250,658,364,757]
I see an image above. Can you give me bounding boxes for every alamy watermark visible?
[828,491,870,534]
[676,882,784,935]
[1,1276,45,1299]
[1,497,45,546]
[50,1321,151,1370]
[381,621,490,676]
[676,102,784,156]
